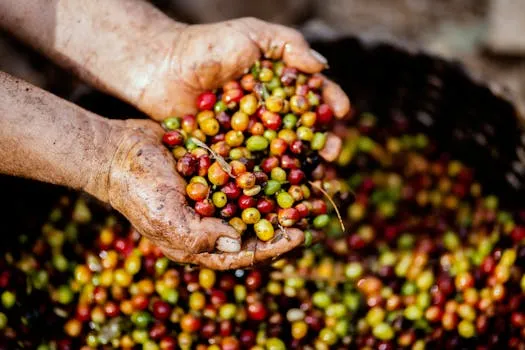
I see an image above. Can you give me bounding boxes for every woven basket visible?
[312,37,525,209]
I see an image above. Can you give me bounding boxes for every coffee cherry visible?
[259,67,274,82]
[290,95,309,114]
[241,208,261,225]
[220,203,237,219]
[261,157,280,172]
[152,300,171,320]
[311,199,327,215]
[212,192,227,208]
[186,182,209,201]
[261,111,282,131]
[316,104,334,124]
[248,302,267,321]
[162,131,184,147]
[223,81,241,91]
[278,208,300,227]
[197,91,217,111]
[290,140,303,154]
[281,155,300,169]
[266,96,284,113]
[241,74,256,91]
[222,88,243,105]
[177,154,198,177]
[288,169,305,185]
[264,180,281,196]
[221,182,241,200]
[257,198,276,214]
[181,114,197,133]
[297,126,314,141]
[229,217,247,234]
[208,162,230,186]
[198,155,212,177]
[231,112,249,131]
[270,138,287,156]
[199,117,220,136]
[163,117,181,130]
[225,130,244,147]
[180,314,201,333]
[238,195,256,210]
[246,136,269,151]
[195,200,215,217]
[277,192,294,209]
[236,173,256,189]
[240,94,258,115]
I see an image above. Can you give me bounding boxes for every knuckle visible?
[283,27,306,44]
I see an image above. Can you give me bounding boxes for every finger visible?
[270,25,327,74]
[193,217,241,253]
[321,76,351,119]
[157,245,197,266]
[157,228,305,270]
[319,132,342,162]
[308,229,325,245]
[159,194,241,254]
[245,227,304,262]
[159,244,249,270]
[242,18,326,74]
[195,228,304,270]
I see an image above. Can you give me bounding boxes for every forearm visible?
[0,0,185,108]
[0,71,116,200]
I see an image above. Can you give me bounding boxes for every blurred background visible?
[1,0,524,111]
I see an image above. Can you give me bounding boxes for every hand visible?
[135,17,351,121]
[1,4,342,269]
[102,119,305,269]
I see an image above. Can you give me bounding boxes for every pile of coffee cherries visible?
[161,60,345,247]
[1,112,525,349]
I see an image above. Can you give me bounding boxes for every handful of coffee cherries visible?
[160,60,347,252]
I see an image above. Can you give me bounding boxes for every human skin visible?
[0,0,350,269]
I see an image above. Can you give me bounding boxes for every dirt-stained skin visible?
[0,72,314,269]
[0,0,350,269]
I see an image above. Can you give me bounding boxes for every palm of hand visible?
[107,120,305,269]
[106,120,236,252]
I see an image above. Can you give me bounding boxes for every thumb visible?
[194,216,242,253]
[192,228,305,270]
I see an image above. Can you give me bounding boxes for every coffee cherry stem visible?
[271,224,291,244]
[190,137,235,178]
[308,181,345,232]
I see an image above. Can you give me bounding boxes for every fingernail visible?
[216,236,241,253]
[310,49,328,66]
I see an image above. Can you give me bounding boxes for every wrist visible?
[1,0,188,120]
[83,118,166,205]
[82,118,127,203]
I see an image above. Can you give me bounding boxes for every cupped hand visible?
[88,18,348,269]
[103,119,305,269]
[135,17,350,121]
